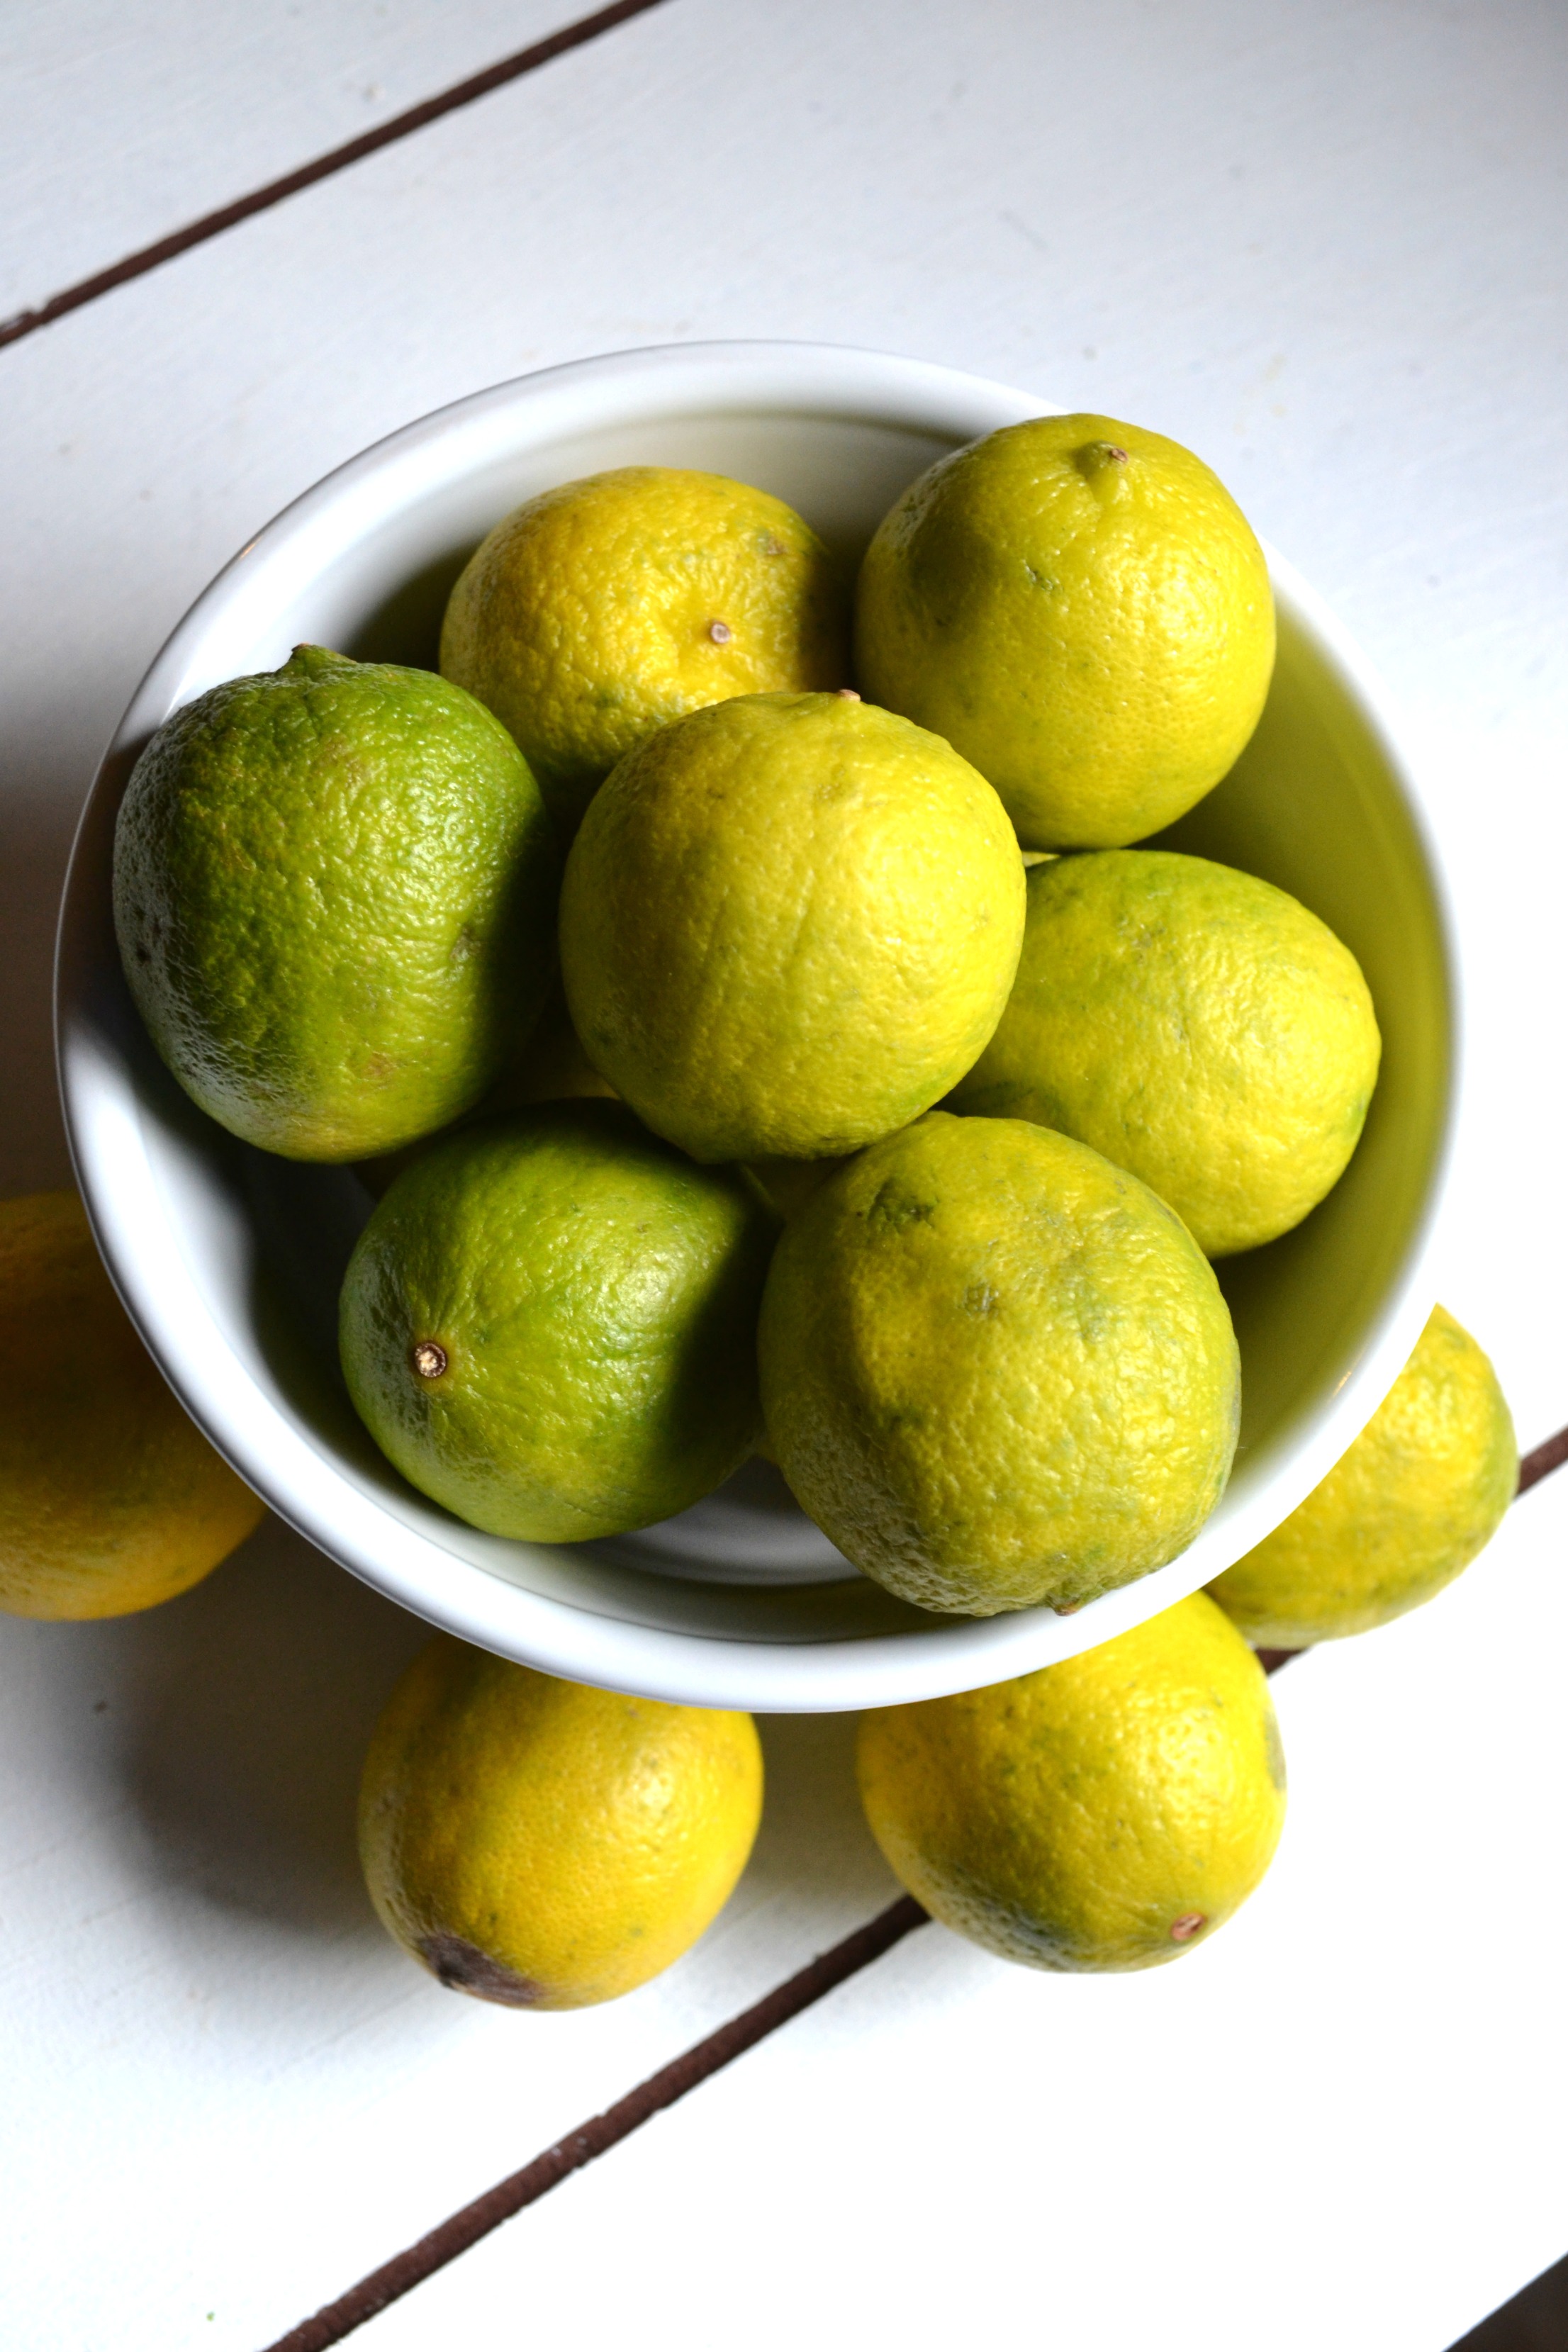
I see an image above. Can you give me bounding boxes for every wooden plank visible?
[0,0,1564,2342]
[0,0,591,320]
[266,1896,930,2352]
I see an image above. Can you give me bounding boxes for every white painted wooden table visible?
[3,5,1566,2346]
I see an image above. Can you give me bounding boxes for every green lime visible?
[114,645,558,1160]
[339,1101,778,1541]
[758,1112,1239,1615]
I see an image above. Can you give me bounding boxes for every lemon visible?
[0,1193,263,1618]
[114,646,558,1162]
[559,693,1026,1165]
[1209,1306,1516,1646]
[340,1101,778,1542]
[855,414,1275,849]
[951,850,1381,1256]
[360,1637,763,2007]
[758,1114,1239,1616]
[440,467,849,831]
[859,1591,1285,1971]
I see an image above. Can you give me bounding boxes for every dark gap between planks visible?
[0,0,671,350]
[262,1423,1568,2350]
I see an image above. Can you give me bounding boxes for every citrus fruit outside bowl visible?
[55,342,1457,1712]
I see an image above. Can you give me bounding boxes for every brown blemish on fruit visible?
[836,687,861,700]
[1170,1912,1207,1942]
[1051,1601,1080,1616]
[411,1340,448,1380]
[419,1931,546,2007]
[708,619,733,644]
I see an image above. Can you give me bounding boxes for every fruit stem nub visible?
[411,1341,448,1380]
[1074,440,1131,481]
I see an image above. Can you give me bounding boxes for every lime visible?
[559,692,1025,1164]
[858,1591,1286,1971]
[339,1101,778,1541]
[360,1637,763,2007]
[1209,1306,1516,1645]
[114,645,558,1161]
[0,1192,263,1618]
[757,1113,1239,1615]
[441,466,849,831]
[855,414,1275,848]
[951,850,1382,1255]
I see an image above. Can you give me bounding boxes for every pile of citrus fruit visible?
[0,411,1519,1998]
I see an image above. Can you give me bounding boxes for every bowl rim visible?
[55,338,1462,1710]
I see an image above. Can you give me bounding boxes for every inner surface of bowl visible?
[57,343,1455,1709]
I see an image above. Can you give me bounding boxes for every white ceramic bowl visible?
[56,342,1457,1710]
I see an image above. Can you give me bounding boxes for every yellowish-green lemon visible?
[339,1102,778,1542]
[951,849,1382,1256]
[440,466,849,831]
[0,1193,264,1619]
[855,414,1275,849]
[360,1637,763,2008]
[858,1591,1286,1971]
[559,693,1026,1165]
[114,645,558,1161]
[757,1114,1239,1616]
[1209,1306,1516,1647]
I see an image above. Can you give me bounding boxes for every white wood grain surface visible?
[1,1525,900,2346]
[0,0,583,319]
[1,1,1566,2344]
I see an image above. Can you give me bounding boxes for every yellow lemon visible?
[951,850,1382,1255]
[858,1591,1286,1971]
[758,1114,1239,1615]
[855,414,1275,849]
[0,1192,263,1618]
[559,693,1026,1164]
[359,1637,763,2008]
[441,466,849,831]
[1209,1306,1516,1647]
